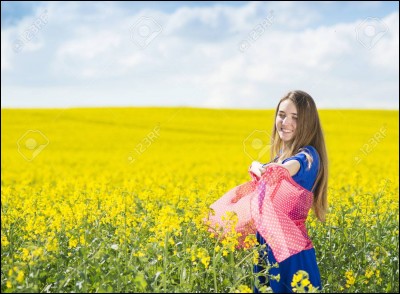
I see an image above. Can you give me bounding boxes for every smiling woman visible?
[251,90,329,293]
[206,90,329,293]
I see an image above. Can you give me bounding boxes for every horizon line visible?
[1,105,399,111]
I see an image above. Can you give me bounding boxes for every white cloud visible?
[367,12,399,71]
[54,30,122,78]
[1,2,398,109]
[267,1,322,30]
[1,30,13,71]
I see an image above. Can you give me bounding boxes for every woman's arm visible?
[262,160,300,177]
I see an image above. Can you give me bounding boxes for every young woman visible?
[252,90,328,293]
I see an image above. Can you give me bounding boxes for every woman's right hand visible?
[249,161,265,179]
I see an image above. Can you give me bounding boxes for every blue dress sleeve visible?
[283,145,320,192]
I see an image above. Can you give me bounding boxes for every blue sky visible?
[1,1,399,109]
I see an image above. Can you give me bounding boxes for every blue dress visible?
[253,145,322,293]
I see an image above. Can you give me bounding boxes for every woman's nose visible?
[282,117,291,125]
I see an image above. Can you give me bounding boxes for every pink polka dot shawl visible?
[208,164,314,263]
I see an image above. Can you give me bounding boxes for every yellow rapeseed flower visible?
[16,270,25,283]
[365,268,374,279]
[234,285,252,293]
[345,270,356,288]
[1,235,9,247]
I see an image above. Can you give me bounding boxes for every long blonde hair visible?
[270,90,328,222]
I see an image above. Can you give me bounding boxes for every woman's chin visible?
[279,134,294,142]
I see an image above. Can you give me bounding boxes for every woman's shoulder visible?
[298,145,320,170]
[300,145,319,157]
[280,145,319,164]
[282,145,319,171]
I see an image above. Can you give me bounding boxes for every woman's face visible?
[276,99,297,143]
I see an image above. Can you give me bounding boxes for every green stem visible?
[212,250,218,293]
[163,232,169,293]
[211,227,225,293]
[235,249,256,268]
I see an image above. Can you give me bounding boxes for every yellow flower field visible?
[1,107,399,293]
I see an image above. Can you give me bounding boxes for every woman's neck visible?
[282,143,291,154]
[278,143,292,162]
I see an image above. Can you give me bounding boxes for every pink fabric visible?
[207,164,314,262]
[208,181,258,245]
